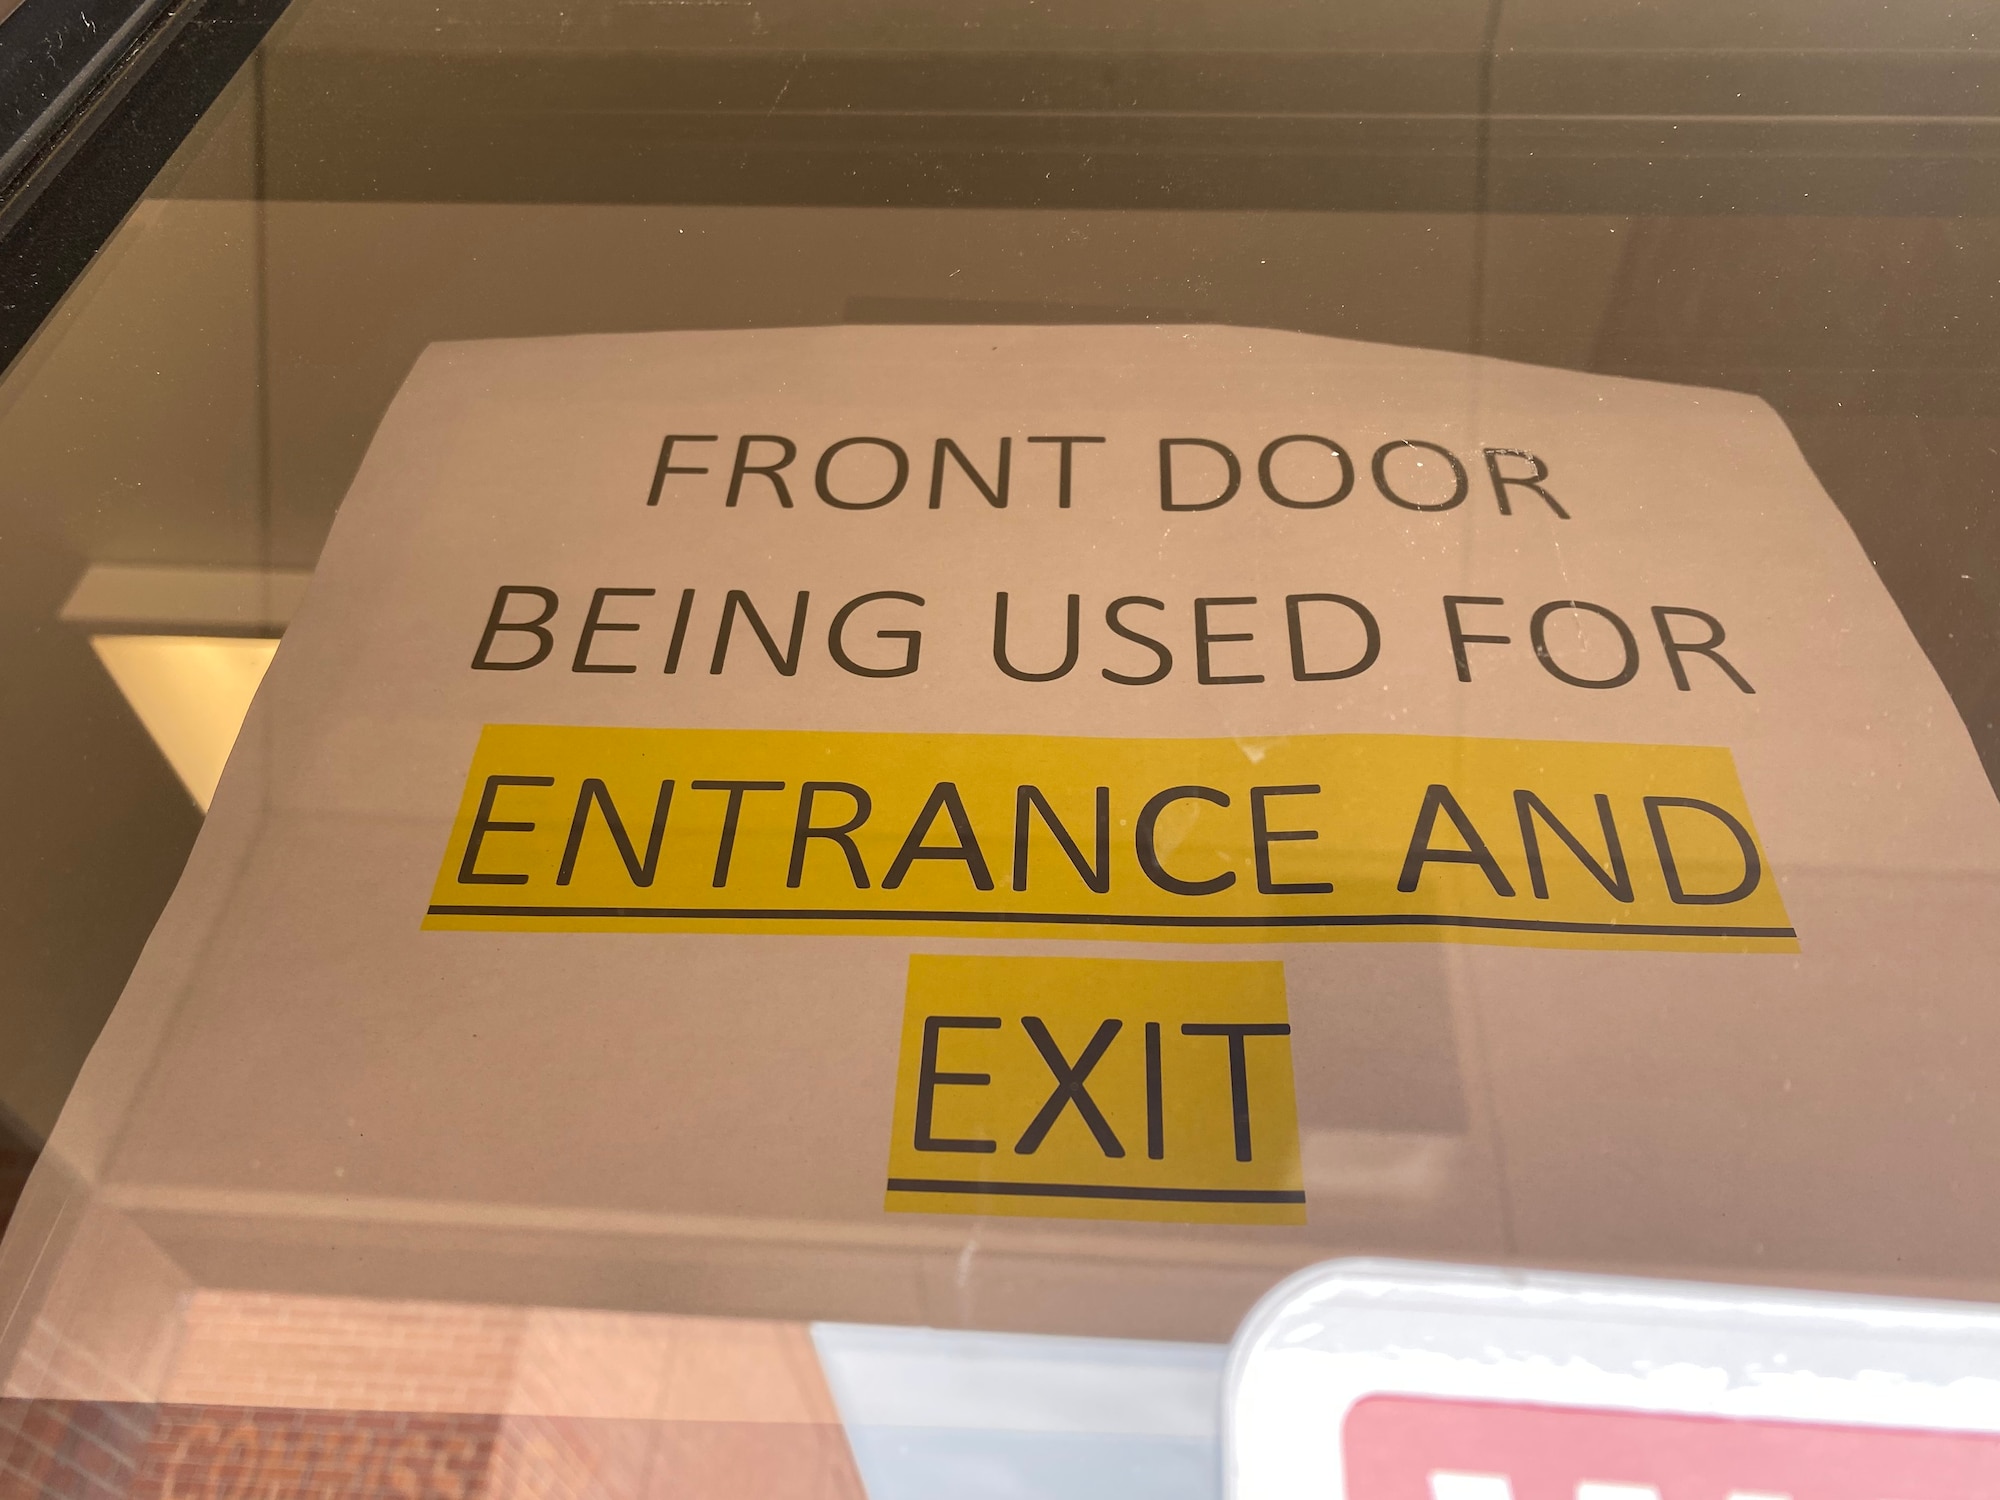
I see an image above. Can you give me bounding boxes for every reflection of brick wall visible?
[0,1398,155,1500]
[162,1295,529,1416]
[131,1407,499,1500]
[0,1402,500,1500]
[0,1402,864,1500]
[2,1291,867,1499]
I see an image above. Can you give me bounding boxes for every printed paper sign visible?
[429,727,1790,951]
[883,956,1303,1222]
[14,325,2000,1337]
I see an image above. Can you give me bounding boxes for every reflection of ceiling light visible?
[61,565,307,813]
[89,636,278,811]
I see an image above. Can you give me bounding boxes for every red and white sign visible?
[1349,1395,2000,1499]
[1226,1261,2000,1500]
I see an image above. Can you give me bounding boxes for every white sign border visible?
[1224,1258,2000,1500]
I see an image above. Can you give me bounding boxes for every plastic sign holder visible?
[1225,1258,2000,1500]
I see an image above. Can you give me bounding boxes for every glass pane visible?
[1,2,1996,1495]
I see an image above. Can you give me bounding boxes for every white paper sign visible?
[8,326,1999,1361]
